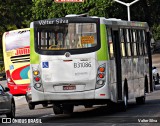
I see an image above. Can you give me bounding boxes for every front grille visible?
[11,54,30,63]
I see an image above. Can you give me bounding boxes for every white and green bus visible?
[30,15,153,114]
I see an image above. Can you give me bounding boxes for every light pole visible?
[114,0,139,21]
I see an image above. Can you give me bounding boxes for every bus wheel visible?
[136,96,145,105]
[42,103,48,108]
[119,89,128,112]
[28,103,35,110]
[53,104,63,115]
[63,104,74,114]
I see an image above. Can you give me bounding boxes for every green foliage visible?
[0,0,32,30]
[152,24,160,41]
[0,0,160,43]
[0,0,160,71]
[0,0,32,47]
[31,0,113,20]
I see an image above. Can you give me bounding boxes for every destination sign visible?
[38,19,69,25]
[81,36,94,44]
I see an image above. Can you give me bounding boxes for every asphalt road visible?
[1,54,160,126]
[1,87,160,126]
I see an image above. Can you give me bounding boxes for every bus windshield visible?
[35,23,97,50]
[5,30,30,51]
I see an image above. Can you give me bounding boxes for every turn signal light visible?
[99,67,105,72]
[33,70,39,76]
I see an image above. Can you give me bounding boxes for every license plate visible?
[63,85,76,90]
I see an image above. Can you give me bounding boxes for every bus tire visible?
[145,76,149,93]
[136,96,145,105]
[63,104,74,114]
[28,103,35,110]
[156,73,159,84]
[119,87,128,112]
[53,104,63,115]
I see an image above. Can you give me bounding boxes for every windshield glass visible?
[5,30,30,51]
[36,23,97,50]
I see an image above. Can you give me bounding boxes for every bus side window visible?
[120,28,127,57]
[138,30,143,56]
[144,30,148,55]
[126,29,131,57]
[129,29,134,56]
[132,29,137,56]
[107,28,114,59]
[135,30,140,56]
[130,29,134,56]
[141,30,146,55]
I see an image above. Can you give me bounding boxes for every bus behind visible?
[2,28,30,95]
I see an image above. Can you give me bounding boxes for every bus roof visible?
[64,14,149,29]
[3,28,30,34]
[30,16,149,30]
[99,17,149,29]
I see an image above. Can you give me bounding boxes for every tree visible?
[0,0,32,48]
[31,0,113,20]
[152,24,160,41]
[0,0,160,41]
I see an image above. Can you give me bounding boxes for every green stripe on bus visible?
[97,24,109,61]
[30,28,40,64]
